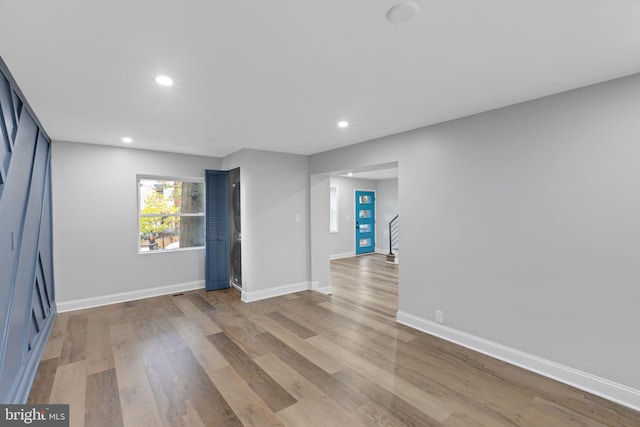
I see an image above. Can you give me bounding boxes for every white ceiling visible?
[1,1,640,158]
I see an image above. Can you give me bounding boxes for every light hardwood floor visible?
[29,254,640,426]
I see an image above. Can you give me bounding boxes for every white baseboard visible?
[330,252,355,260]
[57,280,205,312]
[396,311,640,412]
[241,281,310,303]
[310,280,332,295]
[376,248,399,264]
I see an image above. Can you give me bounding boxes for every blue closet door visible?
[205,170,230,290]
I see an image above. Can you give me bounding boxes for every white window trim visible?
[137,174,206,254]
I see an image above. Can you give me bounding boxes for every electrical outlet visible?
[435,310,443,324]
[295,214,300,223]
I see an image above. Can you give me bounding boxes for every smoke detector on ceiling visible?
[387,2,420,24]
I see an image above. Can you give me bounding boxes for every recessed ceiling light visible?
[122,136,133,143]
[348,172,353,177]
[155,75,174,87]
[338,121,349,128]
[387,2,420,24]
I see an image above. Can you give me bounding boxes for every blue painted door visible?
[355,190,375,255]
[205,170,230,290]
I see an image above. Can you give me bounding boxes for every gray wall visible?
[310,73,640,391]
[376,178,398,254]
[310,175,331,292]
[52,144,310,305]
[241,149,309,295]
[51,141,222,303]
[328,177,377,257]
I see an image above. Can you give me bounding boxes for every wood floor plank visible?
[335,366,518,427]
[256,331,367,411]
[124,303,162,352]
[184,399,206,427]
[319,300,416,342]
[27,357,58,404]
[167,348,243,426]
[150,317,188,354]
[139,343,198,427]
[85,368,124,427]
[109,323,148,389]
[360,381,441,427]
[191,292,270,357]
[110,323,164,427]
[173,297,223,336]
[48,360,87,427]
[517,396,607,426]
[265,311,316,339]
[485,360,640,426]
[118,384,164,427]
[86,314,115,375]
[307,334,454,423]
[442,412,489,427]
[58,313,88,365]
[332,322,534,424]
[170,315,229,373]
[26,253,640,427]
[209,365,285,427]
[207,332,297,413]
[257,315,345,375]
[353,401,409,427]
[254,352,368,427]
[41,313,69,360]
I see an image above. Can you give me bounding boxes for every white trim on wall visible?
[311,280,332,295]
[57,280,204,312]
[241,281,310,303]
[330,251,356,260]
[397,311,640,412]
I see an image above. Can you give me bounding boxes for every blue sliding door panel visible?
[0,57,56,404]
[205,170,230,291]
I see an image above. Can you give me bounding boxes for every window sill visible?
[137,246,205,255]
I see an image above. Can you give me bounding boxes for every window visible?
[329,185,339,233]
[138,176,205,252]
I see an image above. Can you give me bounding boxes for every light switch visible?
[295,214,300,223]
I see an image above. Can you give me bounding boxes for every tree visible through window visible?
[138,177,205,252]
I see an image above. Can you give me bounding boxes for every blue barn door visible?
[205,170,230,290]
[355,190,375,255]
